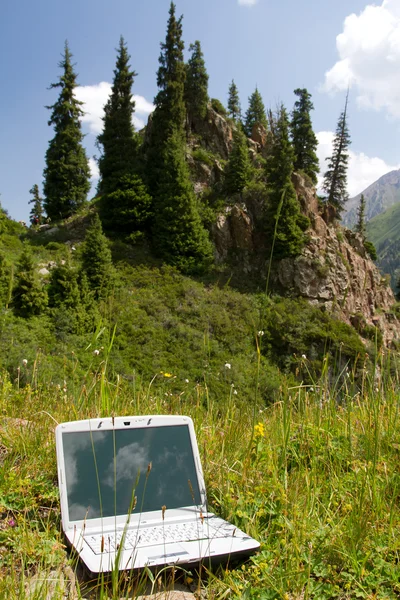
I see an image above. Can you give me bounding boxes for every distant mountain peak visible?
[343,168,400,228]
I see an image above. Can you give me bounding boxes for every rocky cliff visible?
[187,108,399,346]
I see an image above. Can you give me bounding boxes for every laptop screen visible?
[62,424,202,521]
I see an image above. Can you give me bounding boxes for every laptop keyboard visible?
[85,520,235,554]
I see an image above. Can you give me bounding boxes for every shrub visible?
[211,98,227,117]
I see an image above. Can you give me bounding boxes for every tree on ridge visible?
[322,92,351,218]
[290,88,319,185]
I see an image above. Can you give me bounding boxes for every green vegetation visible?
[43,42,91,221]
[1,309,399,598]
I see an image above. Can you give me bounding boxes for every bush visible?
[364,240,377,260]
[211,98,227,117]
[192,147,214,168]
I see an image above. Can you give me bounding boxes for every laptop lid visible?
[55,415,207,533]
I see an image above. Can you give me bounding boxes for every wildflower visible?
[224,363,231,369]
[22,359,28,367]
[93,349,100,356]
[301,354,307,360]
[254,422,265,438]
[258,330,264,337]
[163,372,173,378]
[185,379,189,383]
[7,518,16,528]
[233,390,238,395]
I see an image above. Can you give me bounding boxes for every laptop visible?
[55,415,260,574]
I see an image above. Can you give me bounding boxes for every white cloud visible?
[75,83,154,135]
[316,130,400,197]
[238,0,258,6]
[88,157,99,181]
[322,0,400,118]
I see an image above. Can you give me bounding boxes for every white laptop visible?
[55,415,260,574]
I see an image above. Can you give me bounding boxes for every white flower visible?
[93,349,100,356]
[233,390,238,395]
[258,330,264,337]
[224,363,231,369]
[185,379,189,383]
[71,246,76,251]
[301,354,307,360]
[22,359,28,367]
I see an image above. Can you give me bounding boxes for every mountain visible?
[366,202,400,292]
[343,169,400,228]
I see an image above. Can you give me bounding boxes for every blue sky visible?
[1,0,400,221]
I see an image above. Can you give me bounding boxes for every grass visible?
[1,346,400,599]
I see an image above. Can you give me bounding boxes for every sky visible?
[1,0,400,222]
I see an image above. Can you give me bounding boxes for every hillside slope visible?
[343,169,400,228]
[366,202,400,291]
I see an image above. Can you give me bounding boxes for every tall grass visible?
[1,349,400,599]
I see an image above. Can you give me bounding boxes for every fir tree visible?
[227,80,241,122]
[12,246,48,318]
[147,3,213,273]
[290,88,319,185]
[43,42,90,221]
[146,2,186,192]
[28,185,45,225]
[154,2,186,136]
[101,174,152,236]
[322,92,351,218]
[185,40,209,125]
[152,131,213,274]
[80,214,115,299]
[356,194,366,237]
[265,105,307,258]
[244,87,268,137]
[97,36,139,196]
[225,128,252,195]
[48,259,81,310]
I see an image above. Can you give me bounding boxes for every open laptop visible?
[55,415,260,574]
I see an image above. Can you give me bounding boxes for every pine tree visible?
[225,128,252,195]
[146,2,186,192]
[101,174,152,236]
[244,87,268,137]
[147,3,213,274]
[185,40,209,125]
[227,80,241,122]
[290,88,319,185]
[12,246,48,318]
[28,185,45,225]
[97,36,139,196]
[322,93,351,218]
[80,214,115,299]
[265,105,307,258]
[356,194,366,237]
[43,42,90,221]
[152,131,213,274]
